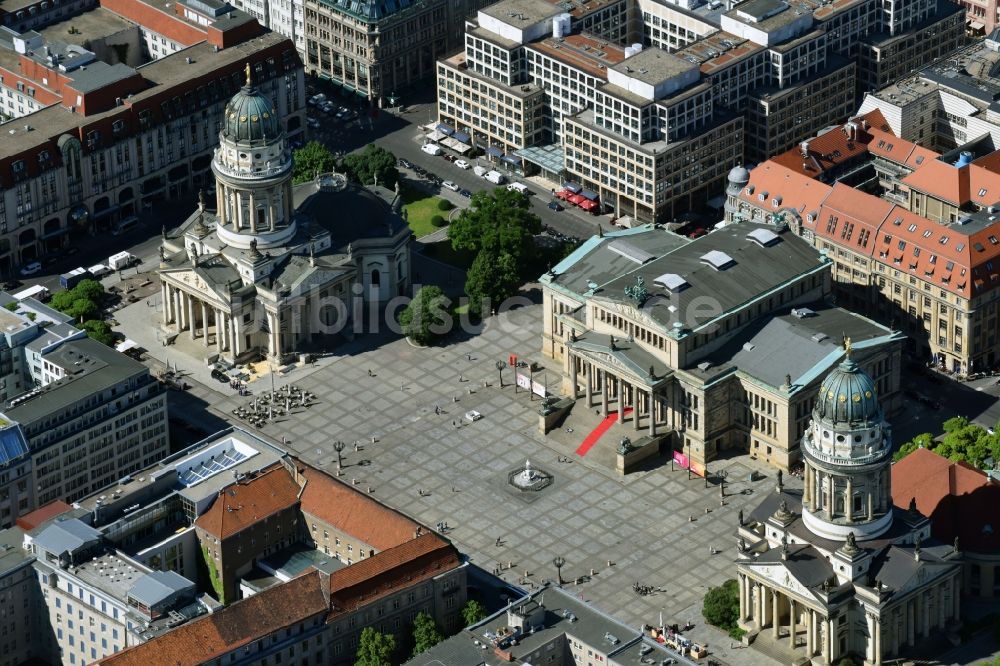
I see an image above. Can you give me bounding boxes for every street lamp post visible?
[495,360,506,388]
[552,556,566,585]
[333,440,345,474]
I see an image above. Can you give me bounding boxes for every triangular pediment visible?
[741,560,824,604]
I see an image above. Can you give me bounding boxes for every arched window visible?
[371,269,381,286]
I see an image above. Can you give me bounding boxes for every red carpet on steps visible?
[575,408,633,457]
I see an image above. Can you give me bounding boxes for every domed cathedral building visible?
[735,340,963,666]
[158,65,411,362]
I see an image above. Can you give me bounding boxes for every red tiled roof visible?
[738,162,833,221]
[892,447,1000,553]
[16,501,72,531]
[195,464,302,539]
[95,570,328,666]
[298,465,419,551]
[328,533,460,617]
[813,184,893,256]
[866,129,939,169]
[771,115,877,178]
[870,206,1000,299]
[902,160,1000,208]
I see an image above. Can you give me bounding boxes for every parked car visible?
[210,368,229,383]
[459,189,473,198]
[307,118,321,129]
[398,158,413,169]
[19,261,41,276]
[442,154,455,162]
[547,201,564,211]
[688,228,708,239]
[454,159,470,169]
[421,143,443,156]
[464,410,483,422]
[443,180,460,191]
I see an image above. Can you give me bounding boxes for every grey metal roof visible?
[684,302,896,389]
[572,224,827,333]
[67,63,138,94]
[128,570,195,608]
[33,518,101,556]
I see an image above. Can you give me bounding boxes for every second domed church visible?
[735,342,963,665]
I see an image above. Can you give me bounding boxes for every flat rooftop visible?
[612,47,697,84]
[36,6,137,47]
[1,337,148,426]
[725,0,810,31]
[529,33,626,79]
[478,0,562,24]
[73,550,149,602]
[0,527,31,577]
[674,31,764,75]
[2,31,291,158]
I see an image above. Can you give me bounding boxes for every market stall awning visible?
[568,194,586,205]
[579,199,599,211]
[580,189,599,201]
[436,123,455,135]
[452,131,470,144]
[970,20,985,30]
[555,189,572,200]
[426,130,446,141]
[485,147,503,158]
[501,154,522,164]
[563,182,582,193]
[115,339,139,353]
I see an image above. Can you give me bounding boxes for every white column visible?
[188,294,196,340]
[585,362,593,406]
[231,315,241,356]
[789,599,797,649]
[806,609,815,656]
[248,190,257,234]
[822,616,830,665]
[828,617,836,663]
[866,613,876,664]
[874,615,882,666]
[649,389,657,437]
[601,371,609,416]
[269,199,277,232]
[214,309,223,350]
[739,575,747,623]
[201,301,209,346]
[217,182,226,226]
[827,475,834,519]
[617,378,624,422]
[772,589,780,638]
[845,478,853,523]
[756,583,764,629]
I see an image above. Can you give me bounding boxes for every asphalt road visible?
[304,95,612,241]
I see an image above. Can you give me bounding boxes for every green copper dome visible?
[223,80,281,143]
[815,355,880,425]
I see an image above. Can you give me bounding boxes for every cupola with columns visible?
[801,338,894,542]
[211,63,297,252]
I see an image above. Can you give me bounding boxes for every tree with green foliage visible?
[943,416,970,433]
[292,141,337,184]
[702,579,745,640]
[461,599,487,627]
[355,627,395,666]
[893,432,935,462]
[398,286,451,344]
[49,279,105,323]
[431,215,446,227]
[81,320,115,346]
[449,188,540,258]
[342,144,398,189]
[437,199,453,211]
[411,612,444,656]
[199,545,224,603]
[3,302,16,312]
[464,249,521,315]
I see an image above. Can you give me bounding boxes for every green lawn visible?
[401,186,450,238]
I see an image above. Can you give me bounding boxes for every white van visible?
[507,183,529,195]
[421,143,443,156]
[473,165,489,177]
[485,170,506,185]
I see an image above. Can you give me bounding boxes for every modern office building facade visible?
[434,0,962,224]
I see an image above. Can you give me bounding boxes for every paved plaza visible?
[117,291,800,666]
